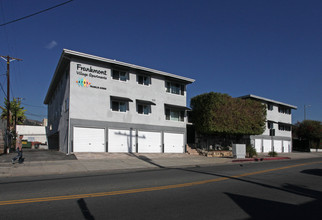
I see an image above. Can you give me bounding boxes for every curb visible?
[232,157,291,162]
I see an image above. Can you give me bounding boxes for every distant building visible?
[16,125,48,149]
[239,94,297,153]
[44,49,194,154]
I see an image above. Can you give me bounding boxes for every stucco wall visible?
[47,66,70,151]
[69,59,187,128]
[264,104,292,138]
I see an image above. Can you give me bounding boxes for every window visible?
[137,104,151,115]
[278,106,291,115]
[268,104,273,111]
[65,98,69,112]
[112,101,127,112]
[112,70,128,81]
[166,82,185,95]
[165,108,185,121]
[279,124,291,131]
[267,121,273,129]
[138,75,151,86]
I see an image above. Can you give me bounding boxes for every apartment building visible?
[44,49,194,154]
[240,94,297,153]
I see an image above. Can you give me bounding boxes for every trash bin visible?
[22,141,32,148]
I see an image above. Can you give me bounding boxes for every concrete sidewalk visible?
[1,152,322,178]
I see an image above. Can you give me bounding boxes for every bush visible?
[246,145,257,158]
[268,151,278,157]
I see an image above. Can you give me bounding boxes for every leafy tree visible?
[293,120,322,150]
[190,92,266,135]
[0,98,26,148]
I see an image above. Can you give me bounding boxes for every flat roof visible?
[44,49,195,104]
[239,94,297,109]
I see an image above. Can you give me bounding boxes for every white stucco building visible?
[44,49,194,154]
[240,94,297,153]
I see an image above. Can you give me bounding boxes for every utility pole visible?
[0,55,22,153]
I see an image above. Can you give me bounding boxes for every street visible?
[1,158,322,220]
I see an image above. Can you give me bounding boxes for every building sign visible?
[75,63,107,90]
[76,78,91,87]
[76,64,107,80]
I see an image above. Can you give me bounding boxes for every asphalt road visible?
[1,158,322,220]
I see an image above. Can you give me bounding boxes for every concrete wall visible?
[16,125,48,144]
[47,66,70,152]
[264,104,292,138]
[69,59,187,128]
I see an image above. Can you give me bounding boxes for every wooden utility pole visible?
[0,55,22,152]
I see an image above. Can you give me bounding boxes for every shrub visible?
[268,151,278,157]
[246,145,257,158]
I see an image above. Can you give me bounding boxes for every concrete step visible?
[186,145,200,155]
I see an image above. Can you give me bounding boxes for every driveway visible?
[0,149,77,163]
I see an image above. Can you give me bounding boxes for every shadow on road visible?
[226,184,322,219]
[77,198,95,220]
[301,169,322,177]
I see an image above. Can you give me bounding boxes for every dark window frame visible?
[112,69,129,81]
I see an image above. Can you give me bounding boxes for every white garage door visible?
[164,133,184,153]
[138,131,162,153]
[283,141,290,153]
[73,127,105,152]
[108,129,136,153]
[263,139,272,153]
[273,140,282,153]
[255,139,262,152]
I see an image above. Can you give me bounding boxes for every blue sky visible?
[0,0,321,123]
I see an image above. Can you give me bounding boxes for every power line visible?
[25,112,47,118]
[0,0,74,27]
[0,81,6,96]
[21,102,46,108]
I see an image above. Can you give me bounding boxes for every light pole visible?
[304,105,311,121]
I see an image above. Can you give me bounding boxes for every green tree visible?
[0,98,26,148]
[293,120,322,150]
[190,92,266,135]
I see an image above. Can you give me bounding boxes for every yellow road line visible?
[1,160,321,206]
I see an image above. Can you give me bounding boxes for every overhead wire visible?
[0,81,6,97]
[21,102,46,108]
[0,0,74,27]
[25,112,47,118]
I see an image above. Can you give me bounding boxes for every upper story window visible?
[112,101,127,112]
[136,99,155,115]
[137,75,151,86]
[65,98,69,112]
[112,70,129,81]
[267,121,274,129]
[137,104,151,115]
[278,124,291,131]
[267,104,273,111]
[165,108,185,121]
[166,81,185,95]
[111,96,133,112]
[278,106,291,115]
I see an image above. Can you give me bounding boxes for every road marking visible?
[1,160,321,206]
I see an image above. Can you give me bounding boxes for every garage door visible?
[138,131,162,153]
[254,139,262,152]
[164,133,184,153]
[283,141,290,153]
[73,127,105,152]
[263,139,272,153]
[273,140,282,153]
[108,129,136,153]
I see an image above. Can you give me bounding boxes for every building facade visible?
[44,49,194,154]
[240,95,297,153]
